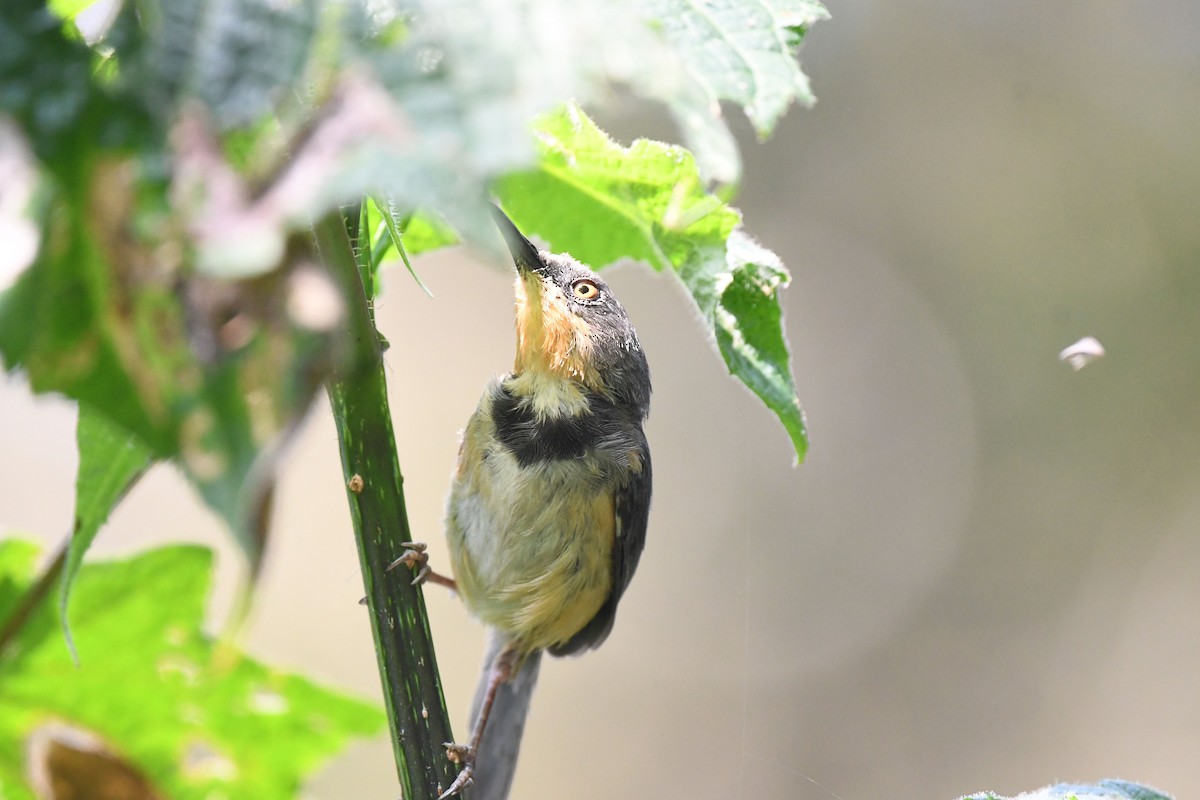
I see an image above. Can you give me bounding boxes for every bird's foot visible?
[386,542,457,590]
[437,743,476,799]
[386,541,430,584]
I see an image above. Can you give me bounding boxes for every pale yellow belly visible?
[446,444,615,654]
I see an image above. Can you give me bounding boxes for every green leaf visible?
[370,197,435,298]
[140,0,318,131]
[3,0,821,559]
[364,198,458,298]
[495,106,808,460]
[0,163,350,562]
[48,0,101,21]
[0,0,142,169]
[642,0,829,136]
[960,781,1173,800]
[0,540,385,799]
[60,406,153,661]
[0,541,40,626]
[497,106,733,273]
[714,231,807,458]
[400,211,459,258]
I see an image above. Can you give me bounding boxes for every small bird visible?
[403,205,652,799]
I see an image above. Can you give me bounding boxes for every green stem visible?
[0,539,66,663]
[315,211,459,800]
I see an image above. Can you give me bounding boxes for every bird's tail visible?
[468,631,542,800]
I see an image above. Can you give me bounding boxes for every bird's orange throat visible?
[513,273,599,390]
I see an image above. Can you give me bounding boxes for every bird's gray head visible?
[491,205,651,416]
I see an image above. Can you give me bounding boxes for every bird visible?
[395,204,652,799]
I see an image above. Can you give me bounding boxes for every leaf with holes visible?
[0,540,384,800]
[642,0,829,136]
[0,155,350,565]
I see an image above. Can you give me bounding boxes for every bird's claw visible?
[437,743,476,799]
[385,542,458,591]
[387,541,430,586]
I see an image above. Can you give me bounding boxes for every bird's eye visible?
[572,280,600,301]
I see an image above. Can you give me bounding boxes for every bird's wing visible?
[548,433,651,656]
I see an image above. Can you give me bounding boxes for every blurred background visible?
[5,0,1200,797]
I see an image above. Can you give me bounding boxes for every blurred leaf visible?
[0,540,385,800]
[48,0,101,21]
[22,722,164,800]
[2,0,822,556]
[139,0,318,131]
[275,0,783,226]
[0,541,39,626]
[0,165,162,447]
[960,781,1173,800]
[9,0,827,263]
[59,407,154,661]
[0,0,148,169]
[495,106,808,460]
[0,154,350,561]
[642,0,829,136]
[7,0,829,260]
[357,0,682,214]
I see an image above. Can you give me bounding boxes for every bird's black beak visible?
[490,203,544,276]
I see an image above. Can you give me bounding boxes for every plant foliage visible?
[0,3,1183,800]
[2,0,825,568]
[1,0,821,568]
[0,0,825,795]
[0,540,384,799]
